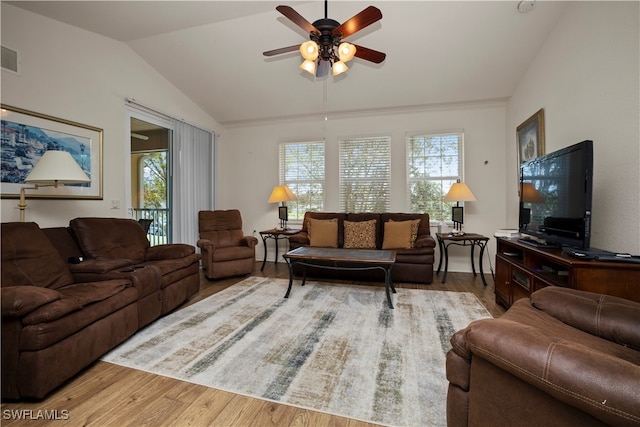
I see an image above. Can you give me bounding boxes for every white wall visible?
[506,1,640,253]
[0,4,220,227]
[219,101,508,273]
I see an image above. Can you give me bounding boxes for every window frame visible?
[278,141,325,220]
[406,131,464,220]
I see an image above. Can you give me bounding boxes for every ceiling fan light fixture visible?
[300,40,319,60]
[338,42,356,62]
[332,61,348,76]
[300,59,317,75]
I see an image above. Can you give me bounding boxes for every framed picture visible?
[1,105,103,199]
[516,108,545,164]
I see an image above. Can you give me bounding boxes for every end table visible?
[436,232,489,286]
[259,228,301,271]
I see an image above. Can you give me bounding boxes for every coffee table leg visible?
[385,267,394,309]
[284,259,294,299]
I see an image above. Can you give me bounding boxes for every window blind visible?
[339,136,391,212]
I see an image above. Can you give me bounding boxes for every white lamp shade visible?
[268,185,297,203]
[332,61,348,76]
[25,150,90,184]
[338,43,356,62]
[299,41,319,61]
[299,59,316,75]
[444,181,477,202]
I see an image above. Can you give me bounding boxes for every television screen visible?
[519,140,593,249]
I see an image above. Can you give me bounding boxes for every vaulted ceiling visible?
[8,1,568,126]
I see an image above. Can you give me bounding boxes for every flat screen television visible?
[519,140,593,249]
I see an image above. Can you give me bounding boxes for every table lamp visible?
[444,179,477,233]
[18,150,91,222]
[268,185,297,229]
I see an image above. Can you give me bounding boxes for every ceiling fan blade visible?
[276,5,319,34]
[263,45,300,57]
[353,45,386,64]
[332,6,382,39]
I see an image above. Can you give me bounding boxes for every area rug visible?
[102,277,491,426]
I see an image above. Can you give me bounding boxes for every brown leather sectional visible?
[1,218,201,400]
[288,212,436,284]
[446,287,640,426]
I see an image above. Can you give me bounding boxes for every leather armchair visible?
[197,210,258,279]
[446,287,640,426]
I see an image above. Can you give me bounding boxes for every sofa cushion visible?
[343,219,377,249]
[1,222,74,290]
[382,220,414,249]
[308,218,338,248]
[71,218,150,263]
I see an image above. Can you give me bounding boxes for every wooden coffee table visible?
[283,247,397,309]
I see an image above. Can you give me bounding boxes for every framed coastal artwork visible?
[516,108,545,164]
[1,104,103,199]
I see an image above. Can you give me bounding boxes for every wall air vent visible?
[1,46,20,74]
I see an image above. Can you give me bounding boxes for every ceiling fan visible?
[263,0,386,77]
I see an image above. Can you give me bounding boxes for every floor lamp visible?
[18,150,91,222]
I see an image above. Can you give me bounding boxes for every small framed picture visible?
[517,108,545,164]
[278,206,288,222]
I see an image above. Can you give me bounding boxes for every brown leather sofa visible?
[446,287,640,426]
[197,210,258,280]
[1,218,201,400]
[288,212,436,284]
[1,222,138,400]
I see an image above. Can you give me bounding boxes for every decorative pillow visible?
[343,219,377,249]
[307,218,338,248]
[382,220,413,249]
[390,218,421,247]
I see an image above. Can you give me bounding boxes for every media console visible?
[494,237,640,309]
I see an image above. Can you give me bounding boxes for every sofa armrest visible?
[1,286,61,317]
[451,318,640,426]
[414,234,436,249]
[145,243,195,261]
[197,238,218,251]
[288,231,310,246]
[531,287,640,351]
[241,236,259,248]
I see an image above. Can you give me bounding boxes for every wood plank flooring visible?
[1,263,504,426]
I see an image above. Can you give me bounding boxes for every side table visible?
[259,228,301,271]
[436,233,489,286]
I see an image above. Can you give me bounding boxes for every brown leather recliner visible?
[1,222,138,400]
[197,210,258,279]
[446,287,640,426]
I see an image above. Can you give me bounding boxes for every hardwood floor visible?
[1,263,504,426]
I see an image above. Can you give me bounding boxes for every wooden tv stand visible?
[494,237,640,308]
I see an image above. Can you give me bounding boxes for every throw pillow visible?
[307,218,338,248]
[390,218,421,247]
[343,219,377,249]
[382,220,414,249]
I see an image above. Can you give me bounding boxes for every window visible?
[406,132,463,220]
[279,142,325,220]
[339,136,391,212]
